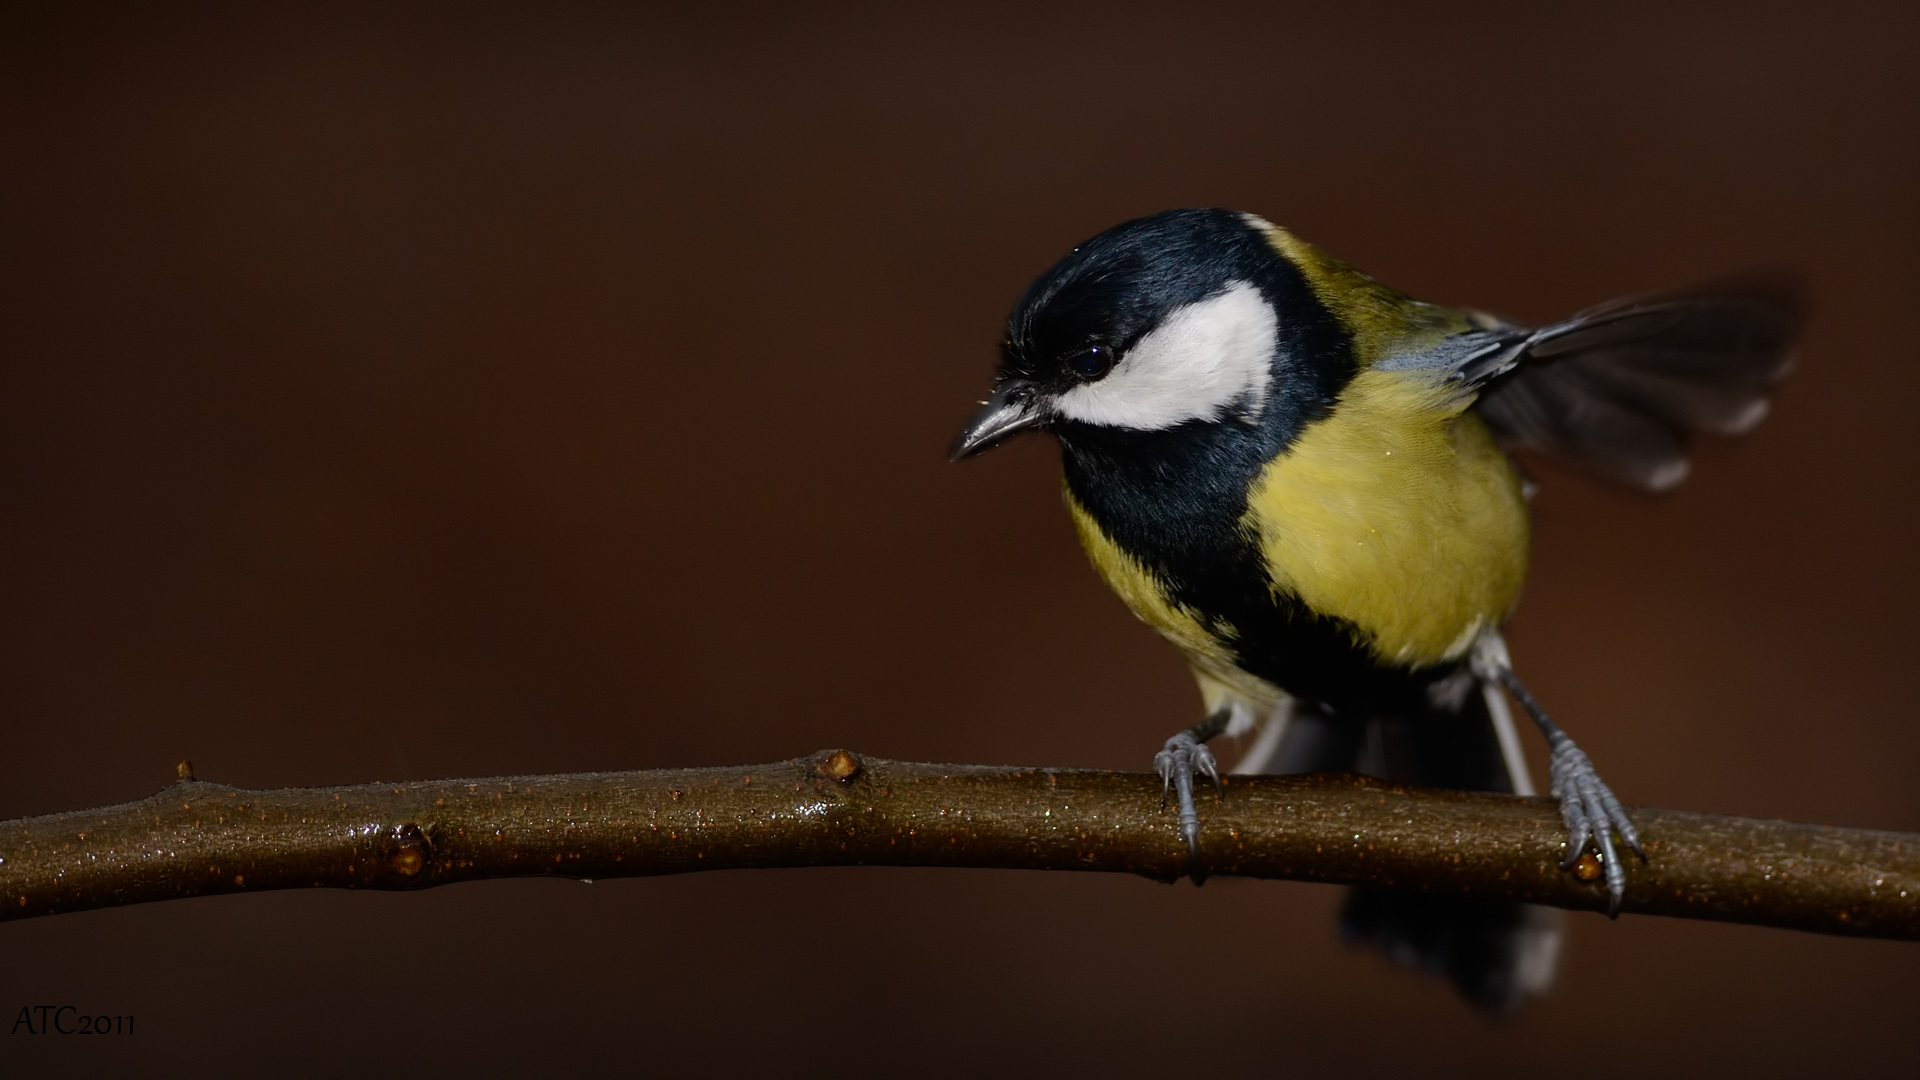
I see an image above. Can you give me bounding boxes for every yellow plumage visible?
[1245,368,1529,666]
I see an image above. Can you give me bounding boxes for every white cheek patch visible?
[1053,281,1277,431]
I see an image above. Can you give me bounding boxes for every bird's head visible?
[952,208,1318,461]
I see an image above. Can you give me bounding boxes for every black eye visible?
[1069,345,1112,380]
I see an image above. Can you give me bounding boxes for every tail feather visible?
[1339,889,1564,1015]
[1251,685,1565,1013]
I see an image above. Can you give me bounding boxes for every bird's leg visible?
[1488,665,1647,916]
[1154,707,1231,864]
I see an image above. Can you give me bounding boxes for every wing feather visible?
[1468,279,1801,491]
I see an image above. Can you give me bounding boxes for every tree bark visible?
[3,750,1916,939]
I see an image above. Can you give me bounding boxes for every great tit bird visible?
[952,208,1796,1010]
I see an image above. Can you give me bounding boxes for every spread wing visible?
[1451,279,1801,491]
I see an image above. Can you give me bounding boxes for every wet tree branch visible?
[3,750,1915,938]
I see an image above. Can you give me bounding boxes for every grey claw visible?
[1153,748,1176,810]
[1196,744,1223,798]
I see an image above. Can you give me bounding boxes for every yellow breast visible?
[1245,367,1529,666]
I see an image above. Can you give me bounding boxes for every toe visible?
[1590,802,1625,915]
[1558,796,1593,870]
[1605,798,1647,862]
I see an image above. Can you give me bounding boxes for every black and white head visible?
[951,208,1345,461]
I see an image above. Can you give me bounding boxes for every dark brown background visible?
[2,3,1916,1075]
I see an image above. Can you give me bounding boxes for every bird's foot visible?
[1153,730,1223,862]
[1546,734,1646,916]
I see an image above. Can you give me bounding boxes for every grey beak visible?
[950,381,1046,460]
